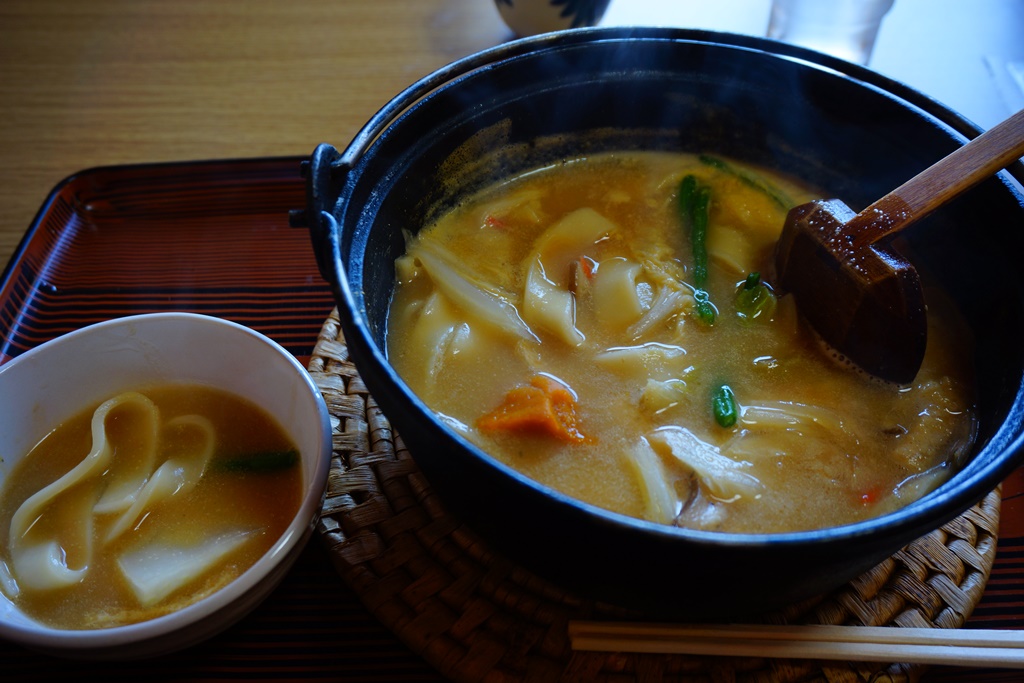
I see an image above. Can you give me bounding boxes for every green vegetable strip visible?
[217,449,299,474]
[679,174,716,324]
[735,271,777,320]
[679,175,711,288]
[712,384,739,428]
[693,290,717,325]
[692,186,712,288]
[698,154,792,210]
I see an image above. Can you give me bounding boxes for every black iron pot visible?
[296,27,1024,619]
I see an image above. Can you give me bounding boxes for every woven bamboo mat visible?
[309,308,1000,683]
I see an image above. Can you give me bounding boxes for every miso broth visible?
[0,385,302,629]
[386,151,978,534]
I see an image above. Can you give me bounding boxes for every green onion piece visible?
[735,271,777,321]
[712,384,739,428]
[217,449,299,474]
[679,174,716,325]
[693,288,717,325]
[679,175,712,289]
[698,154,792,210]
[679,173,698,212]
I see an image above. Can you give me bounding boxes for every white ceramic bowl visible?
[0,313,332,659]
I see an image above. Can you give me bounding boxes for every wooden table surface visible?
[2,1,1023,681]
[3,0,1022,272]
[0,0,511,270]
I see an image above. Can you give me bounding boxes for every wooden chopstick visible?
[567,621,1024,668]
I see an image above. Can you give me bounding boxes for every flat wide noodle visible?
[105,415,216,542]
[647,426,763,501]
[117,529,255,607]
[415,244,538,343]
[11,495,96,591]
[521,208,616,345]
[591,257,644,331]
[523,255,585,346]
[625,438,679,524]
[8,392,154,590]
[6,393,220,596]
[92,393,160,514]
[408,292,472,392]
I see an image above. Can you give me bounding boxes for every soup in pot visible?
[386,151,977,533]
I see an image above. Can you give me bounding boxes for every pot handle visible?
[290,30,632,286]
[290,143,349,287]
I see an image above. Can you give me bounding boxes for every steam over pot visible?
[296,27,1024,618]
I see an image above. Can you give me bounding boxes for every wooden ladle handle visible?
[849,107,1024,250]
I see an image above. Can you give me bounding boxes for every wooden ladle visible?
[774,107,1024,384]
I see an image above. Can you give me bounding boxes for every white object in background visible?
[767,0,894,64]
[494,0,612,37]
[987,57,1024,118]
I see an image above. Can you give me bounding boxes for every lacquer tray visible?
[1,158,1022,682]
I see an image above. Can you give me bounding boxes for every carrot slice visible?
[859,488,881,506]
[477,375,591,443]
[484,214,509,230]
[577,256,596,280]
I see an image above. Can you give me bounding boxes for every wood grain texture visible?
[849,107,1024,249]
[0,0,509,268]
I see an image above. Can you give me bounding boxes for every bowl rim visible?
[316,26,1024,553]
[0,312,333,653]
[340,26,1024,176]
